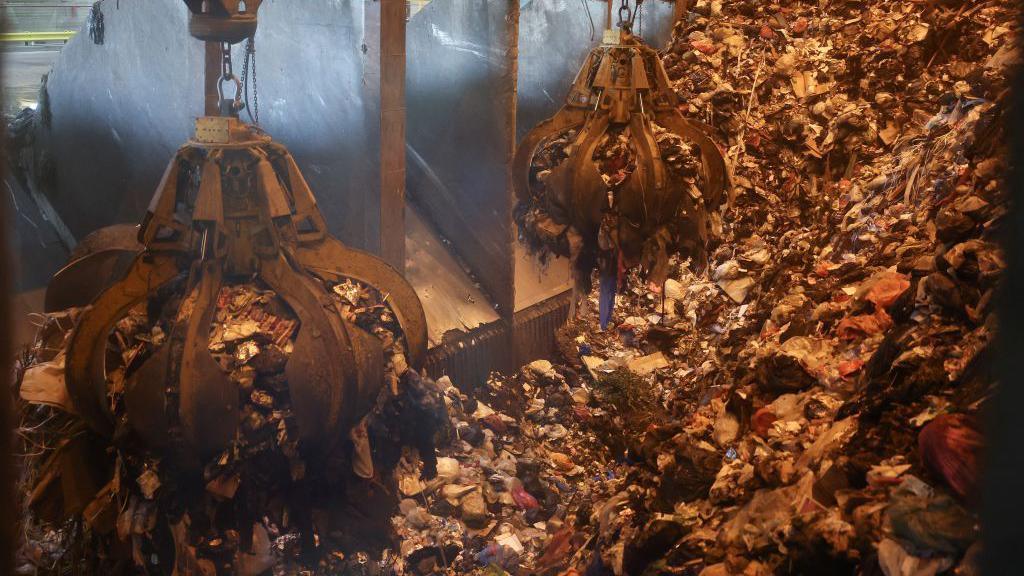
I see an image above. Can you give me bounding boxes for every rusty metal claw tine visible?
[65,253,182,436]
[179,261,237,457]
[45,248,141,313]
[552,114,610,231]
[193,155,225,224]
[259,253,365,448]
[629,113,666,194]
[512,109,587,204]
[255,153,292,220]
[69,224,143,262]
[653,112,729,208]
[347,326,385,421]
[280,151,329,243]
[141,147,192,249]
[125,343,172,450]
[295,239,428,371]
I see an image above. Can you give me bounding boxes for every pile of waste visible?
[13,278,434,575]
[382,0,1017,574]
[10,0,1019,574]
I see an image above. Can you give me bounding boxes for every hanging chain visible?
[241,36,260,125]
[617,0,643,32]
[218,41,243,115]
[220,41,234,85]
[618,0,631,30]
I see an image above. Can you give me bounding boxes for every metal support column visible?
[380,0,406,270]
[204,42,221,116]
[673,0,689,26]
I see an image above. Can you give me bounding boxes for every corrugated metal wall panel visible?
[424,290,571,390]
[425,320,512,392]
[2,1,88,33]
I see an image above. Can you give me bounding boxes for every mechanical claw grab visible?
[513,20,729,321]
[49,0,428,464]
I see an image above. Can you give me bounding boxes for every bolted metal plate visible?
[195,117,232,144]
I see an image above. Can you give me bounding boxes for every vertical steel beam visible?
[503,0,521,369]
[673,0,689,26]
[380,0,406,269]
[204,41,221,116]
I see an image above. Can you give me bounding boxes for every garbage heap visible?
[14,277,443,575]
[12,0,1019,574]
[390,0,1017,574]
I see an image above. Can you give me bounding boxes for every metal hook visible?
[217,74,243,115]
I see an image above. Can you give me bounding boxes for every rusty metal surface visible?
[67,223,141,261]
[45,220,142,314]
[177,261,237,457]
[513,32,728,293]
[65,117,426,457]
[379,0,407,269]
[184,0,262,43]
[65,253,181,437]
[296,239,429,371]
[260,254,361,451]
[44,248,139,312]
[517,0,675,142]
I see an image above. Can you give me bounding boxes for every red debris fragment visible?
[752,408,778,437]
[919,414,983,501]
[691,40,719,55]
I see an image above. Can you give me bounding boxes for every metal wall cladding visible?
[425,320,512,393]
[2,2,88,33]
[406,0,518,313]
[424,291,571,392]
[31,0,381,250]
